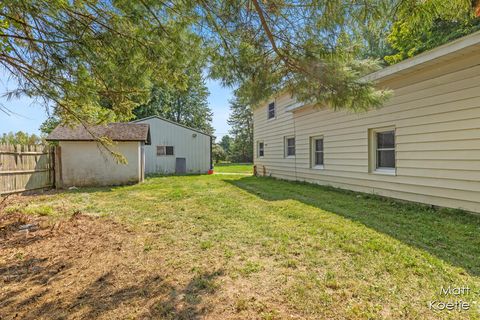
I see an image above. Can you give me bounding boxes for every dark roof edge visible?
[45,123,150,142]
[45,138,146,142]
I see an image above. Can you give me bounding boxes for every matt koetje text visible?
[428,286,476,312]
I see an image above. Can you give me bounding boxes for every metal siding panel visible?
[136,118,210,174]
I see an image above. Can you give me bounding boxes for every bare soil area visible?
[0,210,230,320]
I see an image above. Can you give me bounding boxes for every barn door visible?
[175,158,186,174]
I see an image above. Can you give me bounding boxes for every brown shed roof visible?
[46,123,150,142]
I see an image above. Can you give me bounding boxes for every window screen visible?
[376,131,395,168]
[314,138,324,166]
[268,102,275,119]
[258,142,264,157]
[286,137,295,157]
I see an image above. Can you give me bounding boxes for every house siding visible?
[135,117,211,174]
[253,49,480,213]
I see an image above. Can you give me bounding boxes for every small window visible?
[157,146,165,156]
[166,146,174,155]
[157,145,174,156]
[369,127,396,174]
[312,137,324,168]
[267,102,275,119]
[258,142,264,157]
[376,131,395,169]
[285,137,295,157]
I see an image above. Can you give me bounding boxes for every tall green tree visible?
[133,65,214,135]
[4,0,477,129]
[212,143,226,164]
[0,0,399,127]
[203,0,396,110]
[385,0,480,64]
[219,135,233,159]
[0,0,201,126]
[227,96,253,163]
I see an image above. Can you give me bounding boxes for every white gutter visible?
[285,101,307,112]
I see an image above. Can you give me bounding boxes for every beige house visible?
[46,123,150,187]
[253,31,480,213]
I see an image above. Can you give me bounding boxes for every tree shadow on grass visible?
[226,176,480,276]
[1,261,223,320]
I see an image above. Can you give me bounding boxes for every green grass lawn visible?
[4,174,480,319]
[213,162,252,174]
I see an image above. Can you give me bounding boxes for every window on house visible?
[312,137,324,168]
[157,145,174,156]
[374,129,395,171]
[285,137,295,157]
[267,102,275,119]
[258,142,264,157]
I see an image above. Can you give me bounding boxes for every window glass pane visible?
[268,102,275,119]
[377,131,395,149]
[315,139,323,152]
[157,146,165,156]
[286,138,295,156]
[377,150,395,168]
[315,151,323,165]
[259,143,264,157]
[166,146,174,155]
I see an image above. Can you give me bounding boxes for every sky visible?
[0,69,233,141]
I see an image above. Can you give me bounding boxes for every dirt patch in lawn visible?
[0,208,286,320]
[0,211,219,320]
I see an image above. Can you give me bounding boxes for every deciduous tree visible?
[385,0,480,64]
[227,96,253,163]
[219,135,233,159]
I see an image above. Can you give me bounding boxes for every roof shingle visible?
[46,123,150,142]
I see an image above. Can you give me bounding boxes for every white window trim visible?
[310,136,325,169]
[374,167,396,175]
[369,126,396,175]
[284,136,296,158]
[267,102,276,120]
[257,141,265,158]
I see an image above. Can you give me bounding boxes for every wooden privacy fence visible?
[0,144,55,195]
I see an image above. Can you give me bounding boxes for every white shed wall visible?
[59,141,141,187]
[136,117,211,174]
